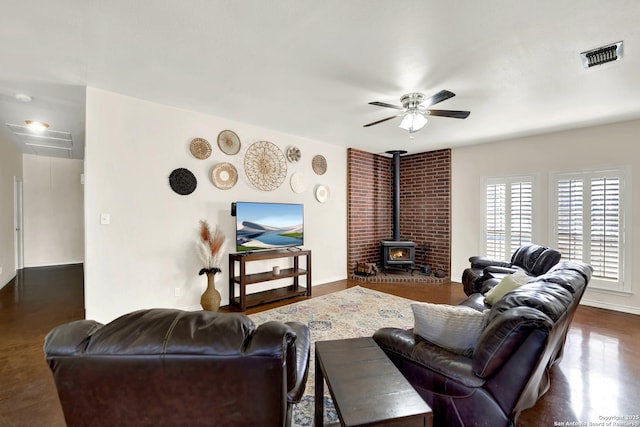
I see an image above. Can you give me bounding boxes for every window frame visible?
[549,167,632,294]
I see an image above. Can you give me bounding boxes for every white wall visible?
[452,119,639,314]
[22,154,84,267]
[0,136,22,288]
[85,87,347,323]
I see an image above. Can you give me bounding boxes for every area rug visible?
[248,286,416,427]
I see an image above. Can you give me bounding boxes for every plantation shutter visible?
[485,178,534,261]
[553,169,627,291]
[510,181,533,254]
[556,179,584,261]
[486,183,505,259]
[590,177,619,280]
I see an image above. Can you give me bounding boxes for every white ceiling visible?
[2,0,640,159]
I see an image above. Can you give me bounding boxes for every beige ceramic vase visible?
[200,272,221,311]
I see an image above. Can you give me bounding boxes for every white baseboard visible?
[580,298,640,315]
[24,261,84,268]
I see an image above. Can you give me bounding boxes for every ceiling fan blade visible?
[427,109,470,119]
[422,90,456,108]
[363,114,401,127]
[368,101,404,110]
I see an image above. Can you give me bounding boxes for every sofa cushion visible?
[85,309,256,356]
[490,283,574,322]
[411,302,489,356]
[510,244,547,272]
[485,270,530,305]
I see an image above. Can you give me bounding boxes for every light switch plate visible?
[100,213,110,225]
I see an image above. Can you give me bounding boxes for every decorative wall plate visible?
[244,141,287,191]
[169,168,197,195]
[217,130,241,155]
[290,172,306,193]
[189,137,212,159]
[312,155,327,175]
[211,162,238,190]
[315,184,330,203]
[286,146,301,162]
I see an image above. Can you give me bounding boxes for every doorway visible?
[14,176,23,270]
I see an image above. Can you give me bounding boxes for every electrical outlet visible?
[100,213,111,225]
[174,287,181,297]
[0,266,3,275]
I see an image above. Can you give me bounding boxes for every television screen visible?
[234,202,304,252]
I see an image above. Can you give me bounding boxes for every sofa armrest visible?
[285,321,310,403]
[469,256,512,269]
[483,265,520,276]
[44,320,103,357]
[373,328,485,388]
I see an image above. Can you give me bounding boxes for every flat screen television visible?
[232,202,304,252]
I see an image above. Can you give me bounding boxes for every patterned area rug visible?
[248,286,416,427]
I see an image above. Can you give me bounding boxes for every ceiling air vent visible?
[580,41,623,68]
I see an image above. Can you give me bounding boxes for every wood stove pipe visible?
[386,150,407,241]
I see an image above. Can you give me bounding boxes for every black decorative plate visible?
[169,168,197,195]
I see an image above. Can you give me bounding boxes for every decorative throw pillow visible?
[411,302,489,356]
[485,271,531,305]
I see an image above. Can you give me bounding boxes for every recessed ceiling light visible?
[15,93,32,102]
[24,120,50,132]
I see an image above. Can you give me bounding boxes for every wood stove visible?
[380,150,416,271]
[381,239,416,270]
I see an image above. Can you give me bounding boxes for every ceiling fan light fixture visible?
[24,120,50,132]
[399,111,428,133]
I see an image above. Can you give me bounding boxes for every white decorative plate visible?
[315,184,330,203]
[290,172,306,193]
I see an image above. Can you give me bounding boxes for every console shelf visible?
[228,249,312,311]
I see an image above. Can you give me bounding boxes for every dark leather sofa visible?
[373,261,592,427]
[462,244,562,296]
[44,309,310,427]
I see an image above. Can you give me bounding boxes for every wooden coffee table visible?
[315,337,432,427]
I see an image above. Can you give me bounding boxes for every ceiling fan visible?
[364,90,470,134]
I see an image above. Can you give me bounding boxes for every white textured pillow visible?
[411,302,489,356]
[485,271,531,305]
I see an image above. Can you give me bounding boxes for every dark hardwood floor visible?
[1,264,639,426]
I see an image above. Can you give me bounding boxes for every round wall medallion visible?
[244,141,287,191]
[315,184,330,203]
[290,172,306,194]
[211,162,238,190]
[169,168,197,195]
[286,146,301,162]
[217,130,241,155]
[189,137,212,159]
[312,155,327,175]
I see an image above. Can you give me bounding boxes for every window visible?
[484,177,534,261]
[551,168,630,292]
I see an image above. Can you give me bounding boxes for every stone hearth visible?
[349,270,447,284]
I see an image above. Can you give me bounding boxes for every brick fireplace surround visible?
[347,148,451,279]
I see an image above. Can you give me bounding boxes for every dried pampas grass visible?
[197,220,226,275]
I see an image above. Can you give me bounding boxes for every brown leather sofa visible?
[462,244,562,296]
[44,309,310,427]
[373,261,592,427]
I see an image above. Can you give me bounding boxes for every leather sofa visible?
[462,244,562,296]
[373,260,592,427]
[44,309,310,427]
